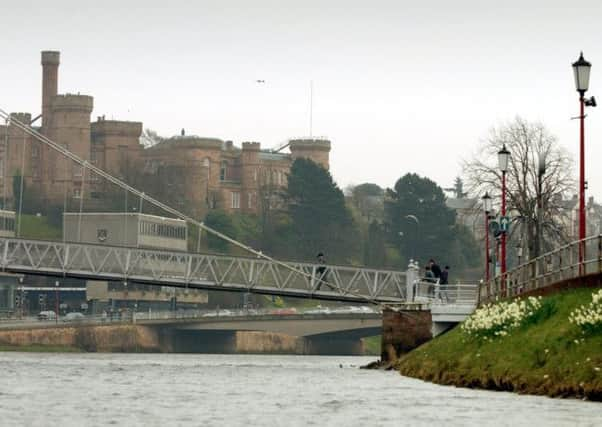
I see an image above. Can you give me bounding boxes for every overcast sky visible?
[2,0,602,201]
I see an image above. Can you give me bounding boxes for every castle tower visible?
[241,142,261,212]
[289,138,331,169]
[45,94,93,202]
[41,51,60,131]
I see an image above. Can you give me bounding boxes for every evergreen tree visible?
[204,210,237,253]
[285,158,357,263]
[385,173,456,266]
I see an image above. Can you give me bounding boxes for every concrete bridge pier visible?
[380,306,432,363]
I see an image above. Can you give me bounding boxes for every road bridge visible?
[161,312,382,338]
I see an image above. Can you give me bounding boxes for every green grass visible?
[362,335,381,355]
[16,214,62,240]
[0,344,81,352]
[395,287,602,400]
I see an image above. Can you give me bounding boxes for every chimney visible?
[41,51,60,130]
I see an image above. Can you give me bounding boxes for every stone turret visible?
[45,94,93,200]
[91,119,143,175]
[41,51,60,130]
[289,138,331,169]
[241,142,261,211]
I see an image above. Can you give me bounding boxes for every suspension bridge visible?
[2,106,596,312]
[0,109,412,305]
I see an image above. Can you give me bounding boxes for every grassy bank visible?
[395,287,602,400]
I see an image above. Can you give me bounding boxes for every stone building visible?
[0,51,331,220]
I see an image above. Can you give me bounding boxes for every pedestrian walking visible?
[316,252,328,290]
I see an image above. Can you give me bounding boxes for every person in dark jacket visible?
[439,266,450,302]
[316,252,328,290]
[429,259,442,280]
[440,266,449,285]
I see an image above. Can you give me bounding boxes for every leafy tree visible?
[363,220,387,268]
[12,172,43,214]
[385,173,456,266]
[285,158,357,263]
[350,183,384,222]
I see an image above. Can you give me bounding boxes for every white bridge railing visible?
[0,237,407,304]
[413,280,479,305]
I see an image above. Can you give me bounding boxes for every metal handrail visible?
[413,280,479,305]
[480,234,602,304]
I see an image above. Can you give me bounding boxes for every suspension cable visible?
[124,187,128,246]
[0,108,382,305]
[16,126,26,237]
[77,162,87,242]
[2,118,9,230]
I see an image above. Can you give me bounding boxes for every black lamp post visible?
[497,144,511,294]
[536,154,546,259]
[572,52,595,273]
[481,192,493,281]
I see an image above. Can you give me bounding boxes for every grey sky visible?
[3,0,602,201]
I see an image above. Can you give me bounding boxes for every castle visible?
[0,51,331,219]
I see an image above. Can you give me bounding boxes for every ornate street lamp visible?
[572,52,596,273]
[482,192,493,282]
[498,144,510,294]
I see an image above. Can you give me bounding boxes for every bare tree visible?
[463,117,575,260]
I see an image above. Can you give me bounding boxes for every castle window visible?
[202,158,210,168]
[220,161,227,181]
[248,192,255,209]
[253,169,257,182]
[73,188,82,199]
[31,145,39,158]
[73,165,83,178]
[231,191,240,209]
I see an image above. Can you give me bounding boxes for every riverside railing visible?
[480,234,602,304]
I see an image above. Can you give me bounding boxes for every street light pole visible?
[404,215,419,262]
[536,154,546,259]
[481,192,493,282]
[55,280,59,324]
[572,52,595,273]
[498,144,511,295]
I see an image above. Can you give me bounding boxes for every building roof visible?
[62,212,186,225]
[147,136,224,151]
[259,151,290,161]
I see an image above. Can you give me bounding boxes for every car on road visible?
[37,310,57,321]
[63,312,85,322]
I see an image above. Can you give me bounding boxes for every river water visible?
[0,353,599,427]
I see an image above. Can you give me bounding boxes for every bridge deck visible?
[0,237,406,303]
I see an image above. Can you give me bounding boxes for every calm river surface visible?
[0,352,599,427]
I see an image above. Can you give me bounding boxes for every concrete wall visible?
[63,212,187,251]
[0,324,161,352]
[64,213,140,246]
